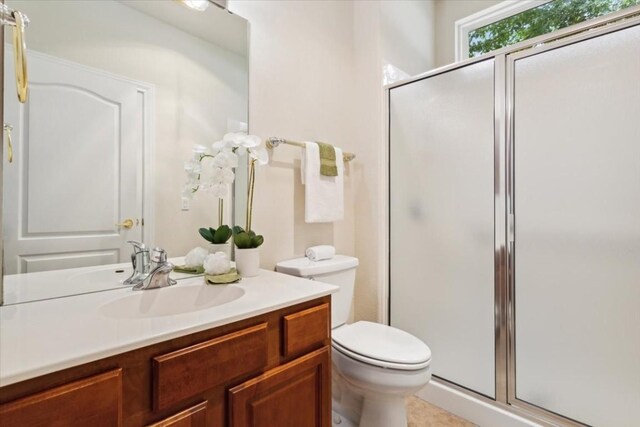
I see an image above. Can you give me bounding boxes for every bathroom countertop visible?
[0,269,338,387]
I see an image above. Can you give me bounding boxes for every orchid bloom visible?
[183,132,267,212]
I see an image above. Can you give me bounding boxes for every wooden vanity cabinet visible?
[146,402,207,427]
[0,369,123,427]
[229,347,330,427]
[0,295,331,427]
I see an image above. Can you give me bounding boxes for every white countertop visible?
[0,269,338,387]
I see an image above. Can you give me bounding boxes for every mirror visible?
[2,0,249,304]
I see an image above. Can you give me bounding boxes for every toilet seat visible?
[332,321,431,371]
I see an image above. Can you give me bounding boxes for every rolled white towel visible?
[305,245,335,262]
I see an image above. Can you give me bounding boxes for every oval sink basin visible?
[100,284,245,319]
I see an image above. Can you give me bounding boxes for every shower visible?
[387,9,640,427]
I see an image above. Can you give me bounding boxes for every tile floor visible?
[406,396,477,427]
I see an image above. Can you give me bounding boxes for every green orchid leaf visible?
[232,225,245,235]
[213,225,232,243]
[234,231,252,249]
[198,227,214,243]
[251,235,264,248]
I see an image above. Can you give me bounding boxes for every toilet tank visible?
[275,255,359,329]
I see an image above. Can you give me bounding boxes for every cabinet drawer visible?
[283,303,330,358]
[152,323,268,411]
[0,369,122,427]
[146,401,207,427]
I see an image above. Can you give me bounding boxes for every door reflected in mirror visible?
[2,0,249,304]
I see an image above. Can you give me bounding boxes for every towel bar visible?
[266,137,355,162]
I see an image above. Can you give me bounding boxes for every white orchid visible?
[249,145,269,165]
[234,134,261,156]
[214,133,264,158]
[211,167,235,184]
[209,183,228,198]
[192,144,208,155]
[184,160,201,174]
[181,185,196,199]
[212,151,239,169]
[182,131,267,231]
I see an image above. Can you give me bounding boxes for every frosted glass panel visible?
[514,26,640,426]
[389,59,495,398]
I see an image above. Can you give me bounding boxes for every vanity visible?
[0,271,337,426]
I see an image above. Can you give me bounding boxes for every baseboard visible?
[416,379,543,427]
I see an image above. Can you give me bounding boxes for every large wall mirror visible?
[1,0,249,305]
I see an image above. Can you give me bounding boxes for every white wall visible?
[381,0,436,76]
[228,0,357,275]
[229,0,435,322]
[7,0,248,257]
[434,0,502,67]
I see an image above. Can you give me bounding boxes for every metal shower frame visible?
[385,6,640,427]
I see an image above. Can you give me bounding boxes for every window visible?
[456,0,640,60]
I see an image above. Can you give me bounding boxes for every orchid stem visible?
[218,199,224,227]
[246,159,256,232]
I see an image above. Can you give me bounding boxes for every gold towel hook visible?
[3,124,14,163]
[12,11,29,103]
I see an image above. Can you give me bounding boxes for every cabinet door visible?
[0,369,122,427]
[146,402,207,427]
[229,347,330,427]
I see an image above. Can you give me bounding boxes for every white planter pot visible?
[235,247,260,277]
[209,242,232,259]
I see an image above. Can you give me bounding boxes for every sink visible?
[99,284,245,319]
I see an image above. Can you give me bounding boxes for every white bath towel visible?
[305,245,336,261]
[301,142,344,223]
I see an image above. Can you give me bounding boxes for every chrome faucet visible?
[133,247,176,291]
[124,241,150,286]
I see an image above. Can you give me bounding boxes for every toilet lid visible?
[332,321,431,369]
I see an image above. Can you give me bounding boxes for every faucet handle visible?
[151,247,167,264]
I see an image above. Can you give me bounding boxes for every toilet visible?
[276,255,432,427]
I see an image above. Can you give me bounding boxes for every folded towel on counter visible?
[306,245,336,261]
[316,142,338,176]
[205,268,241,285]
[301,142,344,223]
[173,265,205,275]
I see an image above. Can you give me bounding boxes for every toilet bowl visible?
[275,256,432,427]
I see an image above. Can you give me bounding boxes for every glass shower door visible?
[389,59,496,398]
[512,24,640,426]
